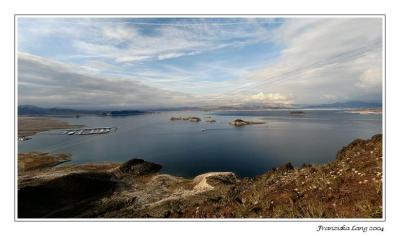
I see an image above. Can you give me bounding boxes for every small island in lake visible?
[344,108,382,115]
[289,111,306,115]
[170,116,201,122]
[229,119,265,127]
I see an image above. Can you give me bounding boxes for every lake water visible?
[18,110,382,177]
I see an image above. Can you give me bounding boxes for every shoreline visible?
[342,108,382,115]
[18,116,82,138]
[17,113,382,177]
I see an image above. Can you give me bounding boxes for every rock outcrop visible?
[18,172,117,218]
[118,159,162,176]
[170,116,201,122]
[193,172,238,191]
[289,111,305,115]
[229,119,265,127]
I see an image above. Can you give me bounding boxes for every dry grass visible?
[18,152,71,173]
[18,116,80,137]
[178,134,383,218]
[230,134,383,218]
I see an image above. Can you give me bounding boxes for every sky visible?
[17,17,383,109]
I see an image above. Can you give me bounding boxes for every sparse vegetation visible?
[18,152,71,173]
[18,134,382,218]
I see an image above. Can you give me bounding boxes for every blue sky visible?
[17,17,383,109]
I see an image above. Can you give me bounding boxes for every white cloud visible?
[17,53,196,109]
[356,67,382,89]
[17,18,383,108]
[70,25,209,63]
[101,25,138,41]
[248,92,292,104]
[18,18,277,64]
[230,17,383,104]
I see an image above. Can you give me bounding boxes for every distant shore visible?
[343,108,382,115]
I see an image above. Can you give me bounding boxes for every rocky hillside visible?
[18,134,382,218]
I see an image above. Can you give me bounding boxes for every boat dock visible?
[63,127,116,136]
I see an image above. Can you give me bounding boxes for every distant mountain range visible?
[18,105,148,116]
[302,101,382,109]
[18,101,382,116]
[207,101,382,111]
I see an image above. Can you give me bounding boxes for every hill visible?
[18,105,148,117]
[303,101,382,109]
[18,134,382,218]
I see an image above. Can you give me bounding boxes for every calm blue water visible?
[18,110,382,177]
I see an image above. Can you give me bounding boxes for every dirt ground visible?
[18,116,80,137]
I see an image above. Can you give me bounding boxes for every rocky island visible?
[344,108,382,115]
[289,111,306,115]
[170,116,201,122]
[18,134,382,218]
[229,119,265,127]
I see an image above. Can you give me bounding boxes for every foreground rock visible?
[19,172,117,218]
[18,134,382,218]
[229,118,265,127]
[118,159,162,176]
